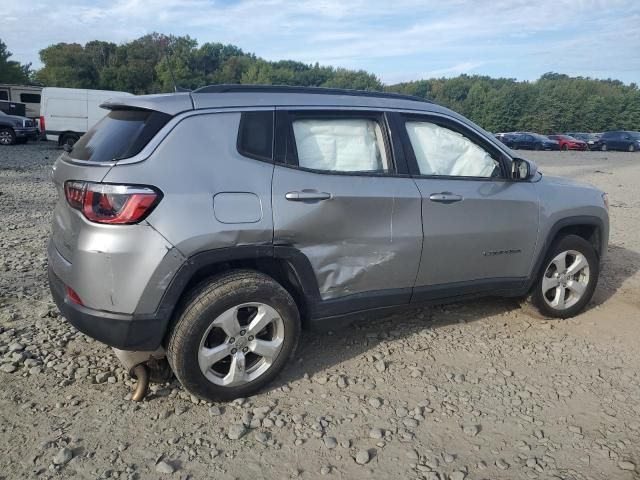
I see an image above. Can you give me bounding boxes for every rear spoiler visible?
[100,92,194,116]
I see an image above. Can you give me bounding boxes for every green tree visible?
[0,39,32,84]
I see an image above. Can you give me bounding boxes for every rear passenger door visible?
[271,109,423,307]
[390,112,539,297]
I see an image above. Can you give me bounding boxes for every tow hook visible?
[131,364,150,402]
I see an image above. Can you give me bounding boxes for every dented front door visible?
[272,166,423,300]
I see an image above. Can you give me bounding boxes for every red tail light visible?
[39,115,45,132]
[64,181,161,224]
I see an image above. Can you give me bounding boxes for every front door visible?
[392,113,540,297]
[271,109,423,308]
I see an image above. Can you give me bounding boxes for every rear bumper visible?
[48,265,166,350]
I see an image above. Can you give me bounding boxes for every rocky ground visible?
[0,143,639,480]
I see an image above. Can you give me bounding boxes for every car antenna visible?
[161,37,191,93]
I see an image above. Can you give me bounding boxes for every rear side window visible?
[70,109,171,162]
[291,118,389,173]
[237,111,274,161]
[20,93,41,103]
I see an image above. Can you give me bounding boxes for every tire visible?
[534,143,542,151]
[561,144,569,151]
[0,128,16,146]
[601,143,607,152]
[629,144,636,152]
[167,270,301,402]
[60,133,79,150]
[532,234,599,319]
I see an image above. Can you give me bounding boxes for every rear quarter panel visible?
[102,111,275,256]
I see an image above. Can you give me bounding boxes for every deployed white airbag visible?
[406,121,496,177]
[293,119,387,172]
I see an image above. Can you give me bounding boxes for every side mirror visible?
[511,157,536,180]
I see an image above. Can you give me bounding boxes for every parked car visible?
[47,85,609,402]
[0,83,42,120]
[40,87,133,148]
[500,132,560,150]
[548,134,588,151]
[596,131,640,152]
[566,132,602,150]
[0,110,39,145]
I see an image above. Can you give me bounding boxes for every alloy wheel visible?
[0,131,12,145]
[541,250,590,310]
[197,302,285,387]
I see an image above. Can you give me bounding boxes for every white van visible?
[40,87,133,147]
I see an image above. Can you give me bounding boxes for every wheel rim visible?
[197,302,285,386]
[542,250,590,310]
[0,131,11,145]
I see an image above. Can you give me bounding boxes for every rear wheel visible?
[60,133,79,150]
[167,270,300,402]
[532,235,598,318]
[0,128,16,146]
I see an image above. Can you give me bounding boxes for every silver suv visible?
[47,85,609,402]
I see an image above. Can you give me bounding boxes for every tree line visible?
[1,34,639,133]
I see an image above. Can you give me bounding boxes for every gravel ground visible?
[0,142,639,480]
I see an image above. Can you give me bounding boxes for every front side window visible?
[291,118,389,173]
[405,121,499,178]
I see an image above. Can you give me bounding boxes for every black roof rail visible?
[191,84,432,104]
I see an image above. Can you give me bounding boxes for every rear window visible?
[70,109,171,162]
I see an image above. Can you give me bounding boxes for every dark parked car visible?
[548,134,588,151]
[565,132,602,150]
[596,131,640,152]
[500,132,560,151]
[0,110,39,145]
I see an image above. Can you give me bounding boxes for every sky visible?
[3,0,640,85]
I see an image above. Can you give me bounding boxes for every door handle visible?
[429,192,463,204]
[285,191,332,201]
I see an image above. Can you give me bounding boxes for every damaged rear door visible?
[272,108,423,302]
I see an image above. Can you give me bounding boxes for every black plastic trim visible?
[524,215,605,291]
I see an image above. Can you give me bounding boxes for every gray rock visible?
[443,453,455,463]
[227,424,247,440]
[463,424,480,436]
[618,460,635,471]
[368,397,382,409]
[254,431,269,443]
[320,465,331,475]
[0,364,17,373]
[374,360,386,372]
[369,428,384,439]
[355,449,371,465]
[155,460,175,474]
[208,405,222,416]
[396,407,408,417]
[53,448,73,466]
[323,436,337,449]
[8,342,25,352]
[496,459,510,470]
[450,472,466,480]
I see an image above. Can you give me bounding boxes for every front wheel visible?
[532,235,599,318]
[0,128,16,146]
[167,270,300,402]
